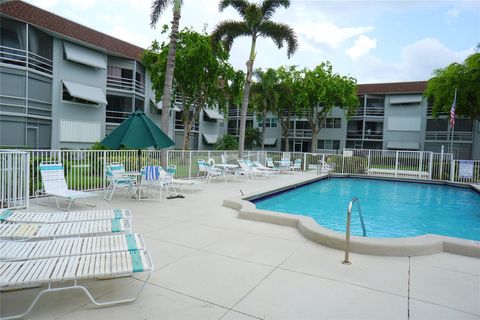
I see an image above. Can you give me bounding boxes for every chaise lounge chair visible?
[0,219,131,240]
[0,233,145,261]
[0,208,131,224]
[0,249,153,320]
[37,162,98,211]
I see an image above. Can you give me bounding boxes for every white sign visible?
[459,160,474,179]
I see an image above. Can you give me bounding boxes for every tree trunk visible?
[161,5,181,163]
[310,126,318,153]
[261,109,267,150]
[182,113,191,150]
[238,37,256,158]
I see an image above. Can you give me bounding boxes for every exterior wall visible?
[52,38,107,149]
[316,107,348,152]
[382,94,425,150]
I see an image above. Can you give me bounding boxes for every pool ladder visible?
[342,197,366,265]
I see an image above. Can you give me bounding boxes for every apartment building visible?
[224,81,480,160]
[0,0,225,150]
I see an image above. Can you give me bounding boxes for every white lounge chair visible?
[139,165,175,200]
[104,163,137,201]
[318,160,334,173]
[0,233,145,261]
[37,162,98,211]
[238,159,266,179]
[0,219,131,240]
[252,161,280,173]
[0,249,153,320]
[0,208,131,224]
[290,159,302,172]
[197,159,226,183]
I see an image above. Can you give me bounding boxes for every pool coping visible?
[223,174,480,258]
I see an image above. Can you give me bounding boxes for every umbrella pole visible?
[137,149,142,171]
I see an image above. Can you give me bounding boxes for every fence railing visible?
[0,148,478,209]
[0,150,29,209]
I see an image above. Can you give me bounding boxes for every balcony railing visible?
[426,105,448,117]
[175,119,199,132]
[227,128,239,136]
[425,131,473,142]
[0,45,53,75]
[228,108,254,118]
[107,75,145,95]
[106,110,130,124]
[347,130,383,140]
[353,106,384,117]
[288,129,312,137]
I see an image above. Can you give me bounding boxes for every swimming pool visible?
[253,178,480,241]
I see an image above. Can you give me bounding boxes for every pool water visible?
[253,178,480,240]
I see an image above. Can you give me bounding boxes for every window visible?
[106,94,133,123]
[62,84,97,105]
[323,118,341,128]
[317,139,340,150]
[0,18,26,50]
[258,117,278,128]
[135,98,144,111]
[28,27,53,60]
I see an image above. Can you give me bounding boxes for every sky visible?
[27,0,480,84]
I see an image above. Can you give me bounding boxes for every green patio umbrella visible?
[100,110,175,169]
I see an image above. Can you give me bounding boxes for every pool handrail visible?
[342,197,366,265]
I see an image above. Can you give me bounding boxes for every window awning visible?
[151,99,181,112]
[387,141,420,150]
[390,95,422,105]
[204,109,224,120]
[63,80,107,105]
[263,137,277,146]
[64,42,106,69]
[202,133,218,144]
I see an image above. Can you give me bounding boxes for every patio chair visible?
[318,160,334,173]
[0,233,145,261]
[37,162,98,211]
[290,159,302,172]
[279,158,291,172]
[0,208,131,224]
[104,163,137,201]
[0,249,153,320]
[197,159,226,183]
[0,218,131,240]
[266,157,275,168]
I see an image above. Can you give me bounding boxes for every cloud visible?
[64,0,96,11]
[352,38,474,83]
[346,35,377,60]
[108,25,151,48]
[445,7,460,23]
[25,0,59,9]
[296,22,374,48]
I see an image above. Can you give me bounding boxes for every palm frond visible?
[261,0,290,20]
[150,0,177,28]
[258,21,298,58]
[219,0,249,18]
[211,20,251,52]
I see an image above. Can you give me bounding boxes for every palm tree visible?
[250,68,279,150]
[212,0,297,157]
[150,0,183,138]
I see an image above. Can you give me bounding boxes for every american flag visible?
[449,89,457,128]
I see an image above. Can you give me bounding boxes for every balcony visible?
[0,45,53,75]
[227,128,239,136]
[425,131,472,142]
[106,75,145,95]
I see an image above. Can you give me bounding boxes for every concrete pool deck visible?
[1,172,479,319]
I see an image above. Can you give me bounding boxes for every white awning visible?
[64,42,106,69]
[62,80,107,105]
[204,109,224,120]
[263,137,277,146]
[202,133,218,144]
[389,95,422,105]
[152,99,181,112]
[387,141,420,150]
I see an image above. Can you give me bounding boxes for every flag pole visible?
[449,88,457,155]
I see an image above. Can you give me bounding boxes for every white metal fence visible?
[0,150,29,209]
[0,148,478,209]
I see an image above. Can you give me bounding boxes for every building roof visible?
[0,0,144,61]
[357,81,427,95]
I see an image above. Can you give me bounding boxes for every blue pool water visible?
[253,178,480,240]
